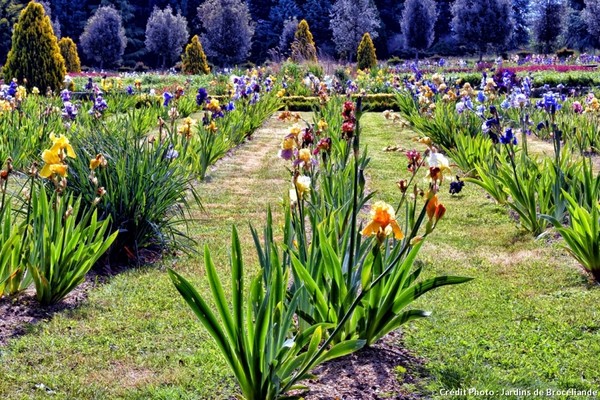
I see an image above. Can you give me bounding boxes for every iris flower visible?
[361,201,404,240]
[39,134,76,178]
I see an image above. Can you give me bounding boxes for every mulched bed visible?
[302,331,427,400]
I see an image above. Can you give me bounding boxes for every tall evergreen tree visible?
[58,36,81,72]
[356,31,377,69]
[511,0,531,49]
[197,0,254,66]
[3,1,65,91]
[401,0,437,60]
[330,0,381,61]
[532,0,564,53]
[145,6,188,68]
[79,5,127,68]
[38,1,61,38]
[291,19,318,62]
[451,0,514,59]
[303,0,333,54]
[181,34,210,74]
[0,0,25,65]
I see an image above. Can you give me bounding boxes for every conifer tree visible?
[3,2,65,91]
[58,37,81,73]
[330,0,380,61]
[356,32,377,70]
[400,0,437,60]
[182,35,210,74]
[291,19,317,63]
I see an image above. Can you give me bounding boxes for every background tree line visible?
[1,0,599,70]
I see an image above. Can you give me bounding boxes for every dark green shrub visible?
[387,56,403,65]
[556,47,576,59]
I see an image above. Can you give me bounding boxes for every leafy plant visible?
[542,191,600,281]
[0,203,29,297]
[68,122,199,262]
[26,186,117,305]
[169,227,364,400]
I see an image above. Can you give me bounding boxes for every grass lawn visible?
[0,112,599,399]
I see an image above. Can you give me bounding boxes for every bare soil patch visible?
[302,332,427,400]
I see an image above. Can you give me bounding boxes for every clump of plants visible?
[0,134,117,305]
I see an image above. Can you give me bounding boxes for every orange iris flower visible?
[361,201,404,240]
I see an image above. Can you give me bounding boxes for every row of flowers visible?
[0,72,283,305]
[396,70,600,282]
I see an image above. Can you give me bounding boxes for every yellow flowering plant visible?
[0,135,118,305]
[171,96,471,400]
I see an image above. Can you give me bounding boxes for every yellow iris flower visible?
[49,134,76,158]
[317,119,328,131]
[39,134,76,178]
[39,149,67,178]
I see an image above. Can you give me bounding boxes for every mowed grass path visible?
[0,113,599,399]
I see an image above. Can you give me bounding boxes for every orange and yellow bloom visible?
[361,201,404,240]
